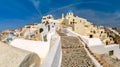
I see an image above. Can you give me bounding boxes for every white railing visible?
[108,28,120,37]
[41,36,62,67]
[82,42,102,67]
[61,28,79,37]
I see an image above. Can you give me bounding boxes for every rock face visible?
[0,42,40,67]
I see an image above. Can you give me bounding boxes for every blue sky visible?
[0,0,120,31]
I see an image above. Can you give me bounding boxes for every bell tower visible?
[62,13,64,19]
[66,10,74,19]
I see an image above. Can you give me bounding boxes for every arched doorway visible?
[39,28,43,33]
[48,25,50,31]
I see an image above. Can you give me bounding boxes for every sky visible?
[0,0,120,31]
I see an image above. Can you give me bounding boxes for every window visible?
[73,22,75,24]
[62,23,65,25]
[89,35,93,38]
[80,20,81,22]
[93,30,96,34]
[73,19,75,22]
[42,18,46,20]
[44,35,47,41]
[39,28,43,33]
[84,25,88,27]
[43,22,45,24]
[47,16,51,19]
[101,31,103,33]
[109,50,114,56]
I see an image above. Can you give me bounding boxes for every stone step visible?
[61,36,96,67]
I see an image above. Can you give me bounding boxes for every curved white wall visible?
[41,36,62,67]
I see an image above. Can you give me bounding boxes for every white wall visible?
[41,36,62,67]
[10,32,55,64]
[81,37,106,54]
[61,28,79,37]
[10,39,49,64]
[105,45,120,59]
[82,42,103,67]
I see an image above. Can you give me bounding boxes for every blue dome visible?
[10,32,14,35]
[30,34,35,38]
[68,10,73,13]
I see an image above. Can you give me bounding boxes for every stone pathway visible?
[60,36,95,67]
[97,54,120,67]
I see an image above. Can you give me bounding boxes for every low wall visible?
[41,36,62,67]
[61,28,79,37]
[10,38,49,64]
[0,42,40,67]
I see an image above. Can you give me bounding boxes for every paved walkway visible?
[60,36,95,67]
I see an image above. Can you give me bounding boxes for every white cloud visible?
[30,0,40,8]
[30,0,42,17]
[44,0,120,28]
[47,1,110,14]
[48,5,120,28]
[74,9,120,28]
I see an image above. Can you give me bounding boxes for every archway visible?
[39,28,43,33]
